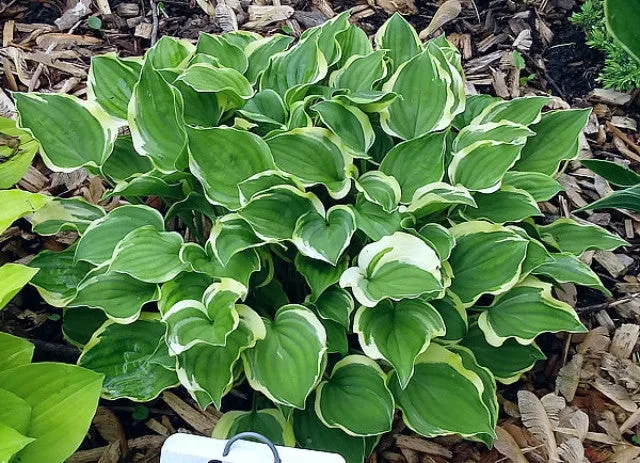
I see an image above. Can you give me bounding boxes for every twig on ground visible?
[576,294,640,314]
[150,0,159,45]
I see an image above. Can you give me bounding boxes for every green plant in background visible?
[0,13,629,463]
[572,0,640,91]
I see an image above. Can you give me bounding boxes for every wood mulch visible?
[1,0,640,461]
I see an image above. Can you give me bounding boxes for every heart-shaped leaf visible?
[293,206,356,265]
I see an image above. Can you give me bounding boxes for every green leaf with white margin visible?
[460,186,542,224]
[238,90,288,127]
[350,195,402,241]
[100,135,154,183]
[163,279,244,354]
[244,34,295,84]
[88,54,141,121]
[403,182,476,219]
[31,197,105,236]
[461,323,545,384]
[380,131,447,203]
[330,50,387,93]
[388,343,496,443]
[381,49,457,140]
[158,272,213,315]
[145,36,194,70]
[448,122,534,192]
[293,401,369,463]
[374,13,421,73]
[312,100,374,157]
[0,189,50,235]
[242,304,327,408]
[478,277,586,347]
[212,408,295,446]
[79,317,178,401]
[513,109,591,175]
[0,263,39,311]
[427,37,466,119]
[0,362,102,463]
[62,307,108,348]
[355,171,401,213]
[188,126,275,210]
[335,24,373,68]
[429,291,468,343]
[315,355,394,436]
[110,226,188,284]
[447,221,529,306]
[74,204,164,265]
[0,118,39,189]
[15,93,117,172]
[312,286,354,329]
[300,11,350,67]
[177,63,253,111]
[0,332,34,372]
[103,172,185,201]
[177,305,265,409]
[196,32,247,73]
[0,422,34,462]
[29,247,93,307]
[354,299,445,388]
[69,270,160,324]
[266,127,351,199]
[577,184,640,213]
[417,223,455,261]
[452,94,497,129]
[295,254,349,301]
[260,35,328,98]
[239,185,324,241]
[238,170,304,206]
[533,252,611,295]
[536,218,628,255]
[319,318,349,355]
[180,243,260,289]
[334,91,398,114]
[471,96,551,126]
[340,231,444,307]
[209,214,263,266]
[581,159,640,187]
[292,205,356,265]
[129,61,188,173]
[502,171,563,202]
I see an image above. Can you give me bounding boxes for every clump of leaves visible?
[571,0,640,91]
[1,13,628,463]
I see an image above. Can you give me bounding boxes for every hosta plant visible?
[1,12,629,463]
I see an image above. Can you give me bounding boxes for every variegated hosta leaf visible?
[238,170,304,206]
[110,226,188,284]
[209,214,263,266]
[354,299,445,388]
[461,323,545,384]
[340,231,444,307]
[471,96,550,126]
[535,218,628,255]
[88,54,141,121]
[75,204,164,265]
[429,291,467,343]
[245,34,295,84]
[312,100,374,157]
[100,135,154,182]
[177,305,265,409]
[29,247,93,307]
[145,36,193,70]
[266,128,351,199]
[78,317,179,401]
[0,263,39,311]
[292,206,356,265]
[335,24,373,67]
[69,270,160,324]
[403,182,476,219]
[196,32,248,73]
[389,343,496,445]
[242,304,327,408]
[502,171,563,202]
[129,61,188,173]
[312,286,354,329]
[513,108,591,175]
[381,47,462,140]
[15,93,117,172]
[163,279,245,354]
[330,50,387,93]
[300,11,350,67]
[448,122,533,192]
[0,118,39,189]
[379,132,447,203]
[447,222,529,306]
[374,13,421,73]
[354,171,401,213]
[62,307,108,348]
[31,197,105,236]
[188,126,275,210]
[350,195,402,241]
[239,90,288,128]
[239,185,324,241]
[533,252,610,295]
[417,224,455,261]
[180,243,260,288]
[212,408,295,446]
[477,277,587,347]
[315,355,394,436]
[177,63,253,111]
[294,401,371,463]
[459,186,542,224]
[295,254,349,301]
